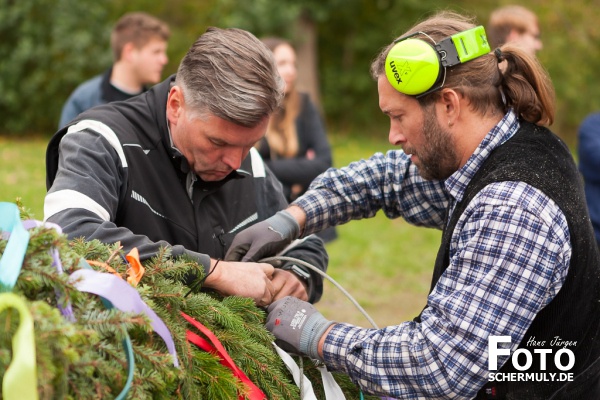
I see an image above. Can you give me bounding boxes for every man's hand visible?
[265,296,335,360]
[203,260,275,307]
[271,269,309,302]
[225,210,300,262]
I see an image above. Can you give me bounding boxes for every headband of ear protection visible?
[384,25,490,97]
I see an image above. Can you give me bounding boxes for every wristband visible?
[283,264,311,282]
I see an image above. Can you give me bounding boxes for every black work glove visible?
[225,210,300,262]
[265,296,335,360]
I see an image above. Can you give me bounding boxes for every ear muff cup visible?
[384,38,442,96]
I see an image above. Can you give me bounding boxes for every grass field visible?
[0,133,440,328]
[1,136,47,219]
[322,133,440,327]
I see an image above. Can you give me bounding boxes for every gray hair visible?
[175,27,285,127]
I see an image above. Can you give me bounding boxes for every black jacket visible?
[256,93,333,198]
[46,76,328,303]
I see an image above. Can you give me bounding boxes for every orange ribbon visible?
[86,260,120,277]
[125,248,145,287]
[85,247,145,287]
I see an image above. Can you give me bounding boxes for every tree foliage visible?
[1,0,598,147]
[0,0,112,134]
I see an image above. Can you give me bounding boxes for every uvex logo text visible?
[389,60,402,84]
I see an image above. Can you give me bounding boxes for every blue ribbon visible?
[0,202,30,292]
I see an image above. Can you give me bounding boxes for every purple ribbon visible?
[68,268,179,367]
[19,218,178,366]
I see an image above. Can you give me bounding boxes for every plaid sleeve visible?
[294,150,449,236]
[320,181,571,399]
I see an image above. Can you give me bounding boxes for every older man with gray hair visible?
[45,27,329,306]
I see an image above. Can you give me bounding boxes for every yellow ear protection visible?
[384,25,490,97]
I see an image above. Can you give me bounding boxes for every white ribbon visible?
[273,342,346,400]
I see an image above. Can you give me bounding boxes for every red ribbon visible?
[181,312,266,400]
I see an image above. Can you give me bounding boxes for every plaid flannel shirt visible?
[293,110,571,399]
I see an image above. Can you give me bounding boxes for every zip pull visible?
[186,172,196,201]
[216,229,226,247]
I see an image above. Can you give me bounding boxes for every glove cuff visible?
[274,210,301,240]
[300,313,335,361]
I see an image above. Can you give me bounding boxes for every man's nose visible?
[389,128,406,146]
[222,148,244,170]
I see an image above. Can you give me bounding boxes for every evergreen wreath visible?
[0,203,378,399]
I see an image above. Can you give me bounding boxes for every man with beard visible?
[225,11,600,400]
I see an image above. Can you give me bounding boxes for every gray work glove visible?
[225,210,300,262]
[265,296,335,360]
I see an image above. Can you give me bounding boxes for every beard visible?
[410,110,459,181]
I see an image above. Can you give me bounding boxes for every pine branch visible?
[2,208,373,399]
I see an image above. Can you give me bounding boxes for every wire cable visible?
[263,255,377,399]
[260,255,379,329]
[262,255,378,399]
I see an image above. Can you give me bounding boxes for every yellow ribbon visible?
[0,292,38,399]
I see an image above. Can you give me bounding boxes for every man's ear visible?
[506,29,522,44]
[120,42,137,62]
[438,88,460,126]
[166,86,184,125]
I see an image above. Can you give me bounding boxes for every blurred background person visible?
[258,37,337,243]
[59,12,170,128]
[487,5,542,56]
[578,112,600,249]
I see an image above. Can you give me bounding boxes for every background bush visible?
[1,0,599,148]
